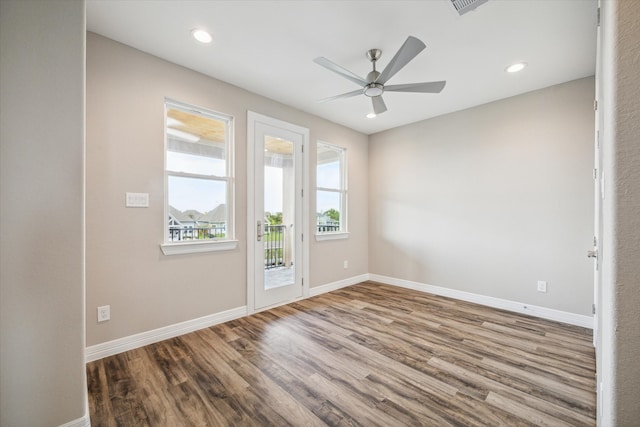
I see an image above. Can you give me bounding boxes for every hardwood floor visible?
[87,282,596,426]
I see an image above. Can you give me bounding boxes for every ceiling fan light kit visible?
[314,36,446,115]
[364,84,384,97]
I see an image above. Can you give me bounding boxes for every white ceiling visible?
[86,0,597,135]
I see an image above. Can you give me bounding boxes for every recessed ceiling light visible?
[366,113,377,119]
[191,29,213,44]
[506,62,527,73]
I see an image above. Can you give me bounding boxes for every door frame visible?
[246,111,309,314]
[592,0,603,349]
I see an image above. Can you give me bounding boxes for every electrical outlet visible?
[537,280,547,293]
[343,260,348,269]
[97,305,110,322]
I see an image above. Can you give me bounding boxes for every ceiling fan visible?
[313,36,446,115]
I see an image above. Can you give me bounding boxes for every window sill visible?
[160,240,239,256]
[315,232,350,241]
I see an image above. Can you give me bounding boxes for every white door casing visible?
[592,2,603,349]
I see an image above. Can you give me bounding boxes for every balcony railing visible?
[264,224,341,269]
[317,224,340,232]
[264,224,286,269]
[169,225,340,268]
[168,225,226,242]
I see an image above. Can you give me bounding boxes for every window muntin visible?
[316,141,347,234]
[164,100,234,245]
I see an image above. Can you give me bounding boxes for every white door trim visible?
[592,0,602,349]
[246,111,309,314]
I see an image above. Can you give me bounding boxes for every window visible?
[161,99,236,255]
[316,141,348,240]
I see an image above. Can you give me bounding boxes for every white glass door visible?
[248,112,307,311]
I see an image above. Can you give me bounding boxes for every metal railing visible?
[168,224,340,266]
[264,224,286,269]
[317,224,340,232]
[168,225,226,242]
[264,224,340,269]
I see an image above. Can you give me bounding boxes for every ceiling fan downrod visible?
[365,49,383,97]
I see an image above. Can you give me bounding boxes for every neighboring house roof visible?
[182,209,203,221]
[199,204,226,223]
[169,205,226,226]
[169,205,190,223]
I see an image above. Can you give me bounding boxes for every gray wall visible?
[598,0,640,424]
[86,33,369,346]
[0,0,87,425]
[369,77,595,316]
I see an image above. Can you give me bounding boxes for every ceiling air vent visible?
[451,0,488,15]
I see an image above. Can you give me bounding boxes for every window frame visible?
[315,140,349,241]
[160,99,238,255]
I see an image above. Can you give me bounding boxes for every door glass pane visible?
[263,136,295,290]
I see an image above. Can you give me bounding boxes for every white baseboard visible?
[85,306,247,362]
[309,273,370,297]
[85,274,368,362]
[86,273,592,363]
[59,413,90,427]
[86,273,367,363]
[369,274,593,329]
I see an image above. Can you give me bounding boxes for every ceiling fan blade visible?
[384,81,446,93]
[317,89,363,103]
[372,96,387,115]
[314,57,368,87]
[375,36,426,85]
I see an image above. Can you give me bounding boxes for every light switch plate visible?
[126,192,149,208]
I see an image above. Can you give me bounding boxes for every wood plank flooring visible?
[87,282,596,426]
